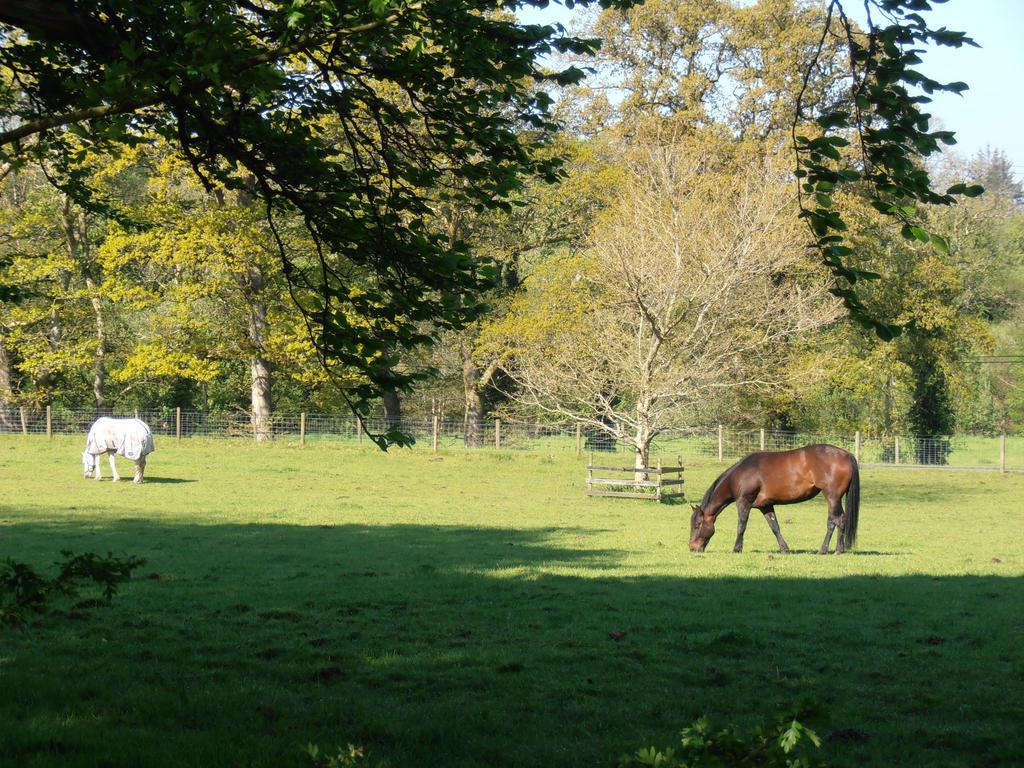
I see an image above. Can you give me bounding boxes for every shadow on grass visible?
[726,548,899,556]
[0,518,1021,768]
[138,476,196,484]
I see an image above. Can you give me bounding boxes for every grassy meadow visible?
[1,435,1022,767]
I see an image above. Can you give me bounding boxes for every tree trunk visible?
[83,275,106,409]
[633,431,652,485]
[248,290,272,442]
[882,373,895,462]
[251,353,272,441]
[33,268,71,395]
[462,353,501,448]
[633,400,653,484]
[463,357,483,447]
[883,374,894,433]
[61,196,106,407]
[229,178,274,442]
[382,387,402,427]
[0,332,12,428]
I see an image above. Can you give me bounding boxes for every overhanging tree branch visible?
[0,100,159,146]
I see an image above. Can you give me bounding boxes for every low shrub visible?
[621,715,825,768]
[0,550,146,626]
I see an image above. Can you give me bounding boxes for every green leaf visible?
[930,233,949,255]
[910,225,930,242]
[816,111,850,130]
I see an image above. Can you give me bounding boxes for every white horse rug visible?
[82,417,155,483]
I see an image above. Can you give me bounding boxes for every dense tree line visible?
[1,0,1021,452]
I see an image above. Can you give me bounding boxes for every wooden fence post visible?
[19,406,27,435]
[46,405,52,440]
[432,415,439,453]
[655,457,663,502]
[855,430,861,463]
[300,412,306,447]
[134,409,139,419]
[759,428,765,451]
[1000,432,1006,475]
[894,436,900,465]
[356,416,363,443]
[718,425,724,462]
[587,451,594,495]
[495,418,501,449]
[176,406,181,442]
[576,424,582,456]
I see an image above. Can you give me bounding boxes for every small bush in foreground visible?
[621,716,825,768]
[303,742,384,768]
[1,550,146,626]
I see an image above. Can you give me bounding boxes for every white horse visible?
[82,417,155,483]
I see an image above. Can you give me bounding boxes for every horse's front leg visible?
[108,451,121,482]
[93,454,102,481]
[762,506,791,554]
[733,498,753,553]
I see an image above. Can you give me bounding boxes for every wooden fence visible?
[585,453,685,501]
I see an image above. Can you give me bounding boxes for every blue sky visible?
[917,0,1024,174]
[517,0,1024,176]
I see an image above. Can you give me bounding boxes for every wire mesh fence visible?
[1,406,1019,472]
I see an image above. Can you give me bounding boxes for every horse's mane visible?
[700,466,733,508]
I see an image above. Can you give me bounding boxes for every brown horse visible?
[689,444,859,554]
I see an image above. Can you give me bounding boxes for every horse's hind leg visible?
[733,498,753,553]
[818,496,844,554]
[761,506,791,554]
[108,452,120,482]
[133,456,146,484]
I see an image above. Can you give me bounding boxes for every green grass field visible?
[1,436,1022,767]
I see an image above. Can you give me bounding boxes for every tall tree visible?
[59,196,109,408]
[0,0,626,442]
[793,0,981,338]
[484,139,840,473]
[573,0,846,139]
[0,0,980,445]
[0,164,110,408]
[103,148,312,438]
[426,134,611,445]
[810,179,1002,459]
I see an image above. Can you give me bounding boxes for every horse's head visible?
[689,505,715,552]
[82,451,96,478]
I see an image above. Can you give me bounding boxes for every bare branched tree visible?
[487,139,842,477]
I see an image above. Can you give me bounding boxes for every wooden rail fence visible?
[586,453,685,502]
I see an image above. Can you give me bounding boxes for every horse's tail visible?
[842,453,860,550]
